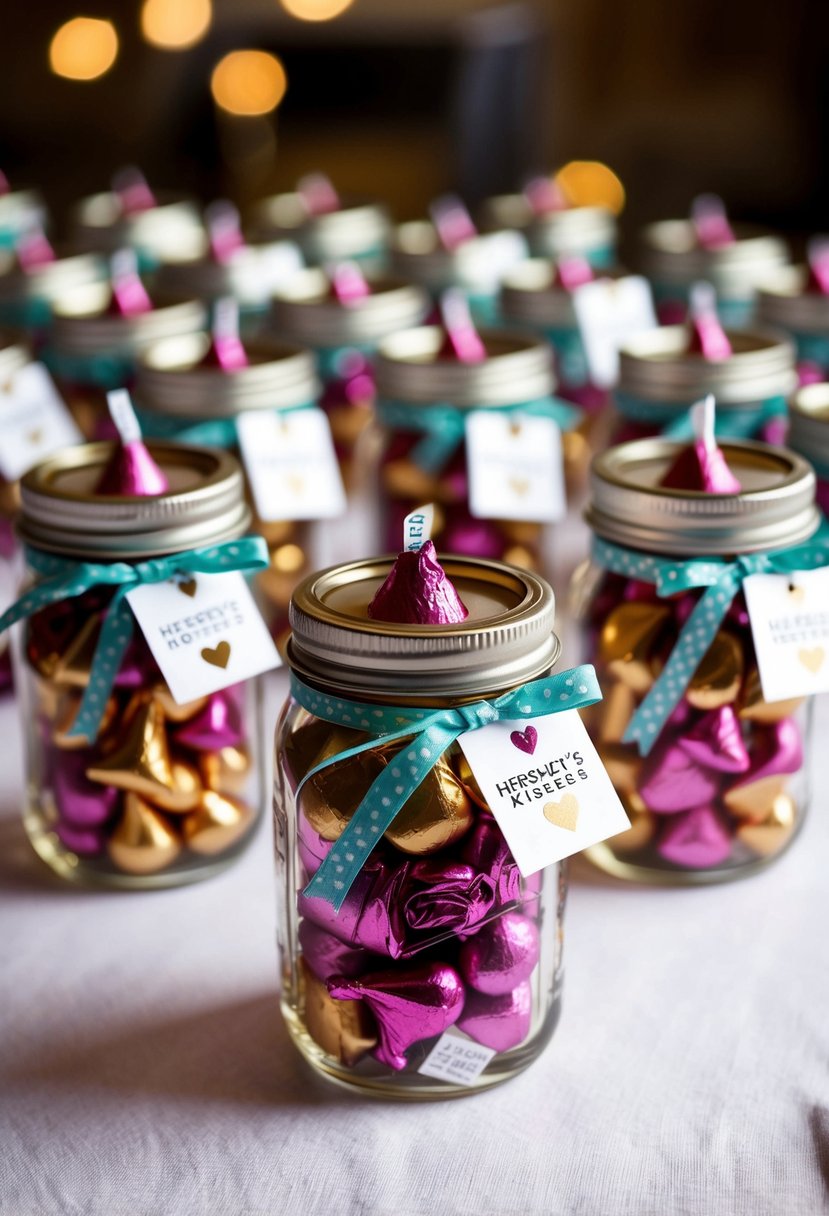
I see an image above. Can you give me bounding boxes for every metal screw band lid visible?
[70,191,205,261]
[617,325,796,405]
[18,441,250,559]
[288,554,559,700]
[789,384,829,471]
[500,258,582,328]
[152,240,301,309]
[756,266,829,335]
[269,269,429,347]
[390,221,528,293]
[247,193,391,263]
[639,220,788,293]
[136,333,318,417]
[375,325,555,406]
[0,188,47,238]
[0,250,106,305]
[587,437,819,556]
[50,284,207,355]
[479,195,617,259]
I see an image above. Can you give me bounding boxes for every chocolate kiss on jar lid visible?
[587,436,819,555]
[288,554,558,700]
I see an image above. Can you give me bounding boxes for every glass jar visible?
[374,325,579,569]
[480,194,617,269]
[9,441,266,888]
[573,437,820,884]
[247,192,391,275]
[274,554,567,1095]
[70,189,205,271]
[639,219,789,326]
[0,186,47,249]
[789,383,829,516]
[135,332,320,637]
[756,267,829,379]
[0,248,106,332]
[268,270,429,485]
[45,282,206,438]
[389,220,527,326]
[614,326,796,446]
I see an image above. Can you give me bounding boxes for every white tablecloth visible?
[2,670,828,1216]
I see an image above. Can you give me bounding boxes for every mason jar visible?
[0,186,47,249]
[135,331,319,636]
[268,269,429,484]
[0,247,106,331]
[756,266,829,376]
[639,219,789,326]
[374,325,579,569]
[274,553,567,1095]
[45,281,206,438]
[573,437,819,884]
[70,190,205,270]
[247,192,391,275]
[614,326,796,446]
[789,383,829,515]
[0,333,29,690]
[480,193,617,269]
[389,220,527,326]
[9,441,266,888]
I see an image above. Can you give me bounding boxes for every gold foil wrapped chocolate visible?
[108,794,182,875]
[598,602,671,692]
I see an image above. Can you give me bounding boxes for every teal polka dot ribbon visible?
[135,402,317,449]
[592,535,829,756]
[614,391,787,440]
[0,537,269,742]
[43,347,134,390]
[377,395,582,476]
[291,664,602,910]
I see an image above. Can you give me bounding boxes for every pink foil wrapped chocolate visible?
[678,706,751,774]
[403,860,496,935]
[95,390,169,497]
[175,689,245,751]
[298,919,377,982]
[460,812,522,905]
[456,980,532,1051]
[657,804,733,868]
[639,740,722,813]
[54,750,119,827]
[459,912,540,995]
[367,541,468,625]
[660,396,742,495]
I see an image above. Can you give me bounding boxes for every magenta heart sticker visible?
[510,726,537,755]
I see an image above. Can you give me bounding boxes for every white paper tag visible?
[126,569,281,703]
[235,408,347,522]
[458,708,630,876]
[572,275,657,388]
[743,570,829,701]
[0,363,83,481]
[259,241,304,293]
[403,504,434,551]
[466,410,566,523]
[418,1033,496,1085]
[107,388,143,444]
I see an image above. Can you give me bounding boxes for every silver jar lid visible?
[375,325,555,406]
[0,331,30,383]
[639,221,789,294]
[288,554,559,700]
[50,282,207,356]
[0,189,48,240]
[500,258,582,328]
[151,240,303,309]
[617,325,796,405]
[71,191,205,262]
[390,221,528,294]
[480,195,617,259]
[756,266,829,336]
[0,249,106,307]
[587,437,819,555]
[18,441,250,559]
[789,383,829,471]
[269,268,429,348]
[136,332,318,417]
[247,193,391,263]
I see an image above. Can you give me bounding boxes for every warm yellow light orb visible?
[49,17,119,81]
[280,0,355,20]
[211,50,287,116]
[141,0,212,50]
[554,161,626,215]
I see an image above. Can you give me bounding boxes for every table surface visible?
[2,551,829,1215]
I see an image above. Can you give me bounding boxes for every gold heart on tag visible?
[543,793,579,832]
[788,584,805,603]
[27,428,43,445]
[178,578,197,598]
[509,420,523,438]
[286,474,305,496]
[201,641,231,669]
[509,477,529,497]
[798,646,824,674]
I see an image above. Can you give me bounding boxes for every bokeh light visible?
[280,0,355,20]
[49,17,119,81]
[211,51,287,116]
[141,0,212,50]
[554,161,626,215]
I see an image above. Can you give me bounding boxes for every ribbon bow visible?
[292,664,601,910]
[135,401,317,449]
[377,396,582,476]
[592,535,829,755]
[1,537,269,741]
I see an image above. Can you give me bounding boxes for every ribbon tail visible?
[622,574,740,756]
[295,714,447,801]
[302,723,461,911]
[409,423,464,475]
[0,568,96,636]
[65,589,135,741]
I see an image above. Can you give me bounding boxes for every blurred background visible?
[0,0,826,244]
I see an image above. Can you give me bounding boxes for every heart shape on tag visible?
[543,793,579,832]
[27,428,43,445]
[286,474,305,496]
[509,477,529,497]
[798,646,824,674]
[788,584,805,603]
[178,578,197,598]
[510,726,537,755]
[201,640,231,669]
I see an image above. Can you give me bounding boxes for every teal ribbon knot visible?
[292,664,601,910]
[135,401,317,449]
[377,396,582,476]
[0,536,269,742]
[592,535,829,756]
